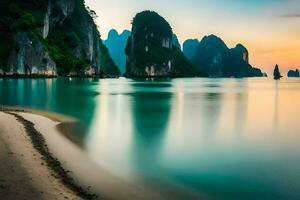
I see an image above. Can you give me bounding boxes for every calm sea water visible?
[1,78,300,199]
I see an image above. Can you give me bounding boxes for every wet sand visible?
[0,111,86,200]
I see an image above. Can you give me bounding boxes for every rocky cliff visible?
[172,34,181,50]
[287,69,300,77]
[0,0,119,77]
[183,39,199,60]
[274,64,282,80]
[192,35,228,77]
[125,11,203,77]
[184,35,263,78]
[104,29,131,75]
[104,29,182,76]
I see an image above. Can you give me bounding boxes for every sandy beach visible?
[0,110,91,200]
[0,109,172,200]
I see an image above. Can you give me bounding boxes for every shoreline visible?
[0,107,86,147]
[0,74,119,79]
[0,109,96,200]
[0,75,57,79]
[0,108,163,200]
[0,108,205,200]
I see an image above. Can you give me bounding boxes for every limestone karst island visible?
[1,1,300,200]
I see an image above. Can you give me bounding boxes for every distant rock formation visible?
[183,35,263,78]
[192,35,228,77]
[262,72,268,77]
[183,39,199,60]
[274,64,282,80]
[125,11,203,77]
[104,29,131,75]
[287,69,300,77]
[0,0,119,77]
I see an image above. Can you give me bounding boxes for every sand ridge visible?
[0,111,91,200]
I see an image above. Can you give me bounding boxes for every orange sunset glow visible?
[86,0,300,75]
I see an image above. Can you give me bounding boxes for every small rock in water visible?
[273,64,282,80]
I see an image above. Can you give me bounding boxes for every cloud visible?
[280,14,300,18]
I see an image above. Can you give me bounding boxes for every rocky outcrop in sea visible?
[274,64,282,80]
[125,11,203,77]
[287,69,300,77]
[183,35,264,78]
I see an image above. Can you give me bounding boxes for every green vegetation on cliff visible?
[0,0,119,76]
[132,11,172,37]
[126,11,206,77]
[0,0,44,71]
[126,11,173,69]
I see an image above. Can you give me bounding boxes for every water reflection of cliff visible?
[164,80,224,143]
[202,92,222,137]
[58,79,100,128]
[234,86,248,136]
[130,81,173,176]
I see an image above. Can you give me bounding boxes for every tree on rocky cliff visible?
[85,5,98,27]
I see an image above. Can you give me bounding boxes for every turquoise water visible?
[1,78,300,199]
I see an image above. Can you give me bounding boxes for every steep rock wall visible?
[0,0,119,76]
[125,11,200,77]
[8,32,56,75]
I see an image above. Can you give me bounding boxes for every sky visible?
[85,0,300,75]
